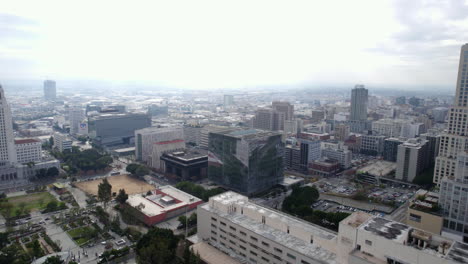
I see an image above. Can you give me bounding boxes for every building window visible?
[250,236,258,241]
[287,253,296,260]
[240,231,247,236]
[230,226,236,231]
[261,256,270,262]
[220,221,226,226]
[274,247,282,253]
[261,241,269,247]
[301,261,311,264]
[409,213,421,223]
[365,240,372,246]
[211,217,217,222]
[250,251,257,256]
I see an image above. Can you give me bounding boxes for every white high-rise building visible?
[437,44,468,242]
[43,80,57,101]
[68,107,86,135]
[434,44,468,185]
[0,85,17,164]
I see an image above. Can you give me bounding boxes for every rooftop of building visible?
[214,128,280,140]
[126,185,201,217]
[402,138,427,148]
[357,160,397,177]
[203,192,337,263]
[163,149,207,162]
[360,216,410,243]
[14,138,41,144]
[89,112,149,120]
[136,126,182,134]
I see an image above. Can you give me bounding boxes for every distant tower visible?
[223,95,234,110]
[0,85,17,164]
[44,80,57,101]
[350,84,368,121]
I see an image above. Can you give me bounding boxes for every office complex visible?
[208,128,283,195]
[53,133,72,152]
[152,139,186,170]
[252,108,285,131]
[321,141,352,169]
[383,137,406,162]
[68,107,86,135]
[15,138,42,163]
[88,113,151,146]
[43,80,57,101]
[360,134,385,156]
[135,126,184,167]
[334,124,350,141]
[284,145,301,171]
[196,191,468,264]
[395,138,429,182]
[272,101,294,121]
[420,131,441,164]
[199,125,229,149]
[298,138,321,172]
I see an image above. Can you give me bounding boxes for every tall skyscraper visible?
[0,85,17,164]
[434,44,468,185]
[43,80,57,101]
[350,84,368,121]
[436,44,468,242]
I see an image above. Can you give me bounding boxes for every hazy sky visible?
[1,0,468,89]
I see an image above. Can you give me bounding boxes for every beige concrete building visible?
[196,191,468,264]
[407,189,443,235]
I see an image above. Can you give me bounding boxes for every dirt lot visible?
[75,174,154,196]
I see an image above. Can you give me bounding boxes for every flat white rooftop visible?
[127,185,201,217]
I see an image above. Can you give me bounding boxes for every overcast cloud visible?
[0,0,467,90]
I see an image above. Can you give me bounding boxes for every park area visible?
[75,174,154,196]
[0,192,58,217]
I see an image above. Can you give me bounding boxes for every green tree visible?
[116,189,129,204]
[178,215,187,228]
[32,239,43,258]
[136,228,180,264]
[1,202,13,218]
[0,232,9,248]
[49,136,54,146]
[188,213,197,226]
[46,201,58,212]
[98,178,112,208]
[43,255,64,264]
[135,166,150,177]
[46,167,60,177]
[126,163,139,174]
[77,136,88,144]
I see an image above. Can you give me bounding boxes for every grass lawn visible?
[67,226,97,246]
[0,192,58,217]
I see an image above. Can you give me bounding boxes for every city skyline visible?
[1,0,468,90]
